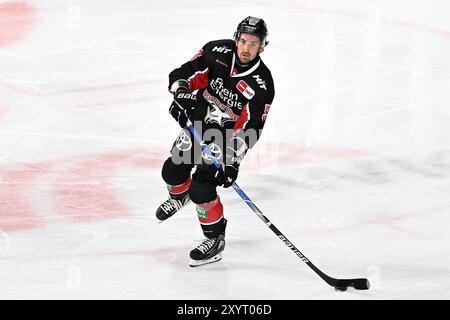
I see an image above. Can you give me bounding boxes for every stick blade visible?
[334,278,370,291]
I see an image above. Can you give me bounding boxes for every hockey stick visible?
[186,120,370,291]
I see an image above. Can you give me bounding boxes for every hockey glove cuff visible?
[169,92,196,128]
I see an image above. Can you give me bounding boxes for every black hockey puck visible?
[353,279,371,290]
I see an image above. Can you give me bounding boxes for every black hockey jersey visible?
[168,39,275,150]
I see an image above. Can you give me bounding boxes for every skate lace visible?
[197,238,217,254]
[161,198,182,213]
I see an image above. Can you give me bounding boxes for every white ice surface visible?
[0,0,449,299]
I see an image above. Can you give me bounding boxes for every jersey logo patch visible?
[236,80,255,100]
[202,143,223,163]
[212,46,232,53]
[253,75,267,90]
[204,104,234,127]
[175,130,192,151]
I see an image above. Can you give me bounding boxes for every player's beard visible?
[238,51,253,64]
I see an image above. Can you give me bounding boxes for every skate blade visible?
[155,213,174,223]
[189,253,222,267]
[155,200,192,224]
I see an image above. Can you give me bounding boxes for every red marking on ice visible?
[0,2,36,48]
[0,149,166,233]
[74,94,160,109]
[281,145,370,163]
[240,0,450,38]
[62,107,123,131]
[243,143,370,170]
[0,105,10,117]
[0,79,164,97]
[0,163,50,232]
[47,80,163,96]
[299,5,450,38]
[0,143,366,233]
[306,204,450,240]
[52,150,164,222]
[53,155,129,222]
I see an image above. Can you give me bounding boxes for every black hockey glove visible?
[169,91,196,128]
[217,164,239,188]
[199,163,239,188]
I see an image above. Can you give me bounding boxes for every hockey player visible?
[156,16,275,267]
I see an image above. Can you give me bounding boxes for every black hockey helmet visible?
[234,16,269,48]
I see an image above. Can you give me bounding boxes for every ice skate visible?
[189,234,225,267]
[155,192,191,222]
